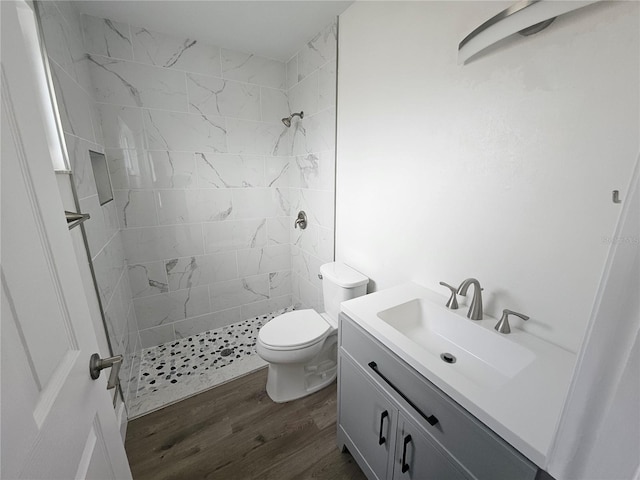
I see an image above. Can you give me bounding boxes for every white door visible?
[1,1,132,478]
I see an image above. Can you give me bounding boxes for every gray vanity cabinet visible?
[394,413,467,480]
[339,354,398,479]
[337,313,539,480]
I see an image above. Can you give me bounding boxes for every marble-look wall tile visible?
[187,74,261,121]
[269,270,292,298]
[106,148,147,189]
[318,62,337,111]
[291,108,336,156]
[165,253,238,291]
[318,227,335,263]
[294,274,322,311]
[39,1,77,80]
[289,71,319,117]
[144,109,227,153]
[241,294,292,320]
[226,118,290,156]
[148,151,198,189]
[290,152,335,191]
[128,261,168,298]
[50,62,95,141]
[230,188,289,220]
[173,308,242,338]
[78,195,107,256]
[265,157,290,188]
[261,88,289,124]
[139,324,175,348]
[89,101,105,146]
[291,246,323,290]
[221,49,286,89]
[132,27,221,77]
[195,153,265,188]
[82,15,133,60]
[99,104,146,150]
[122,224,204,263]
[267,217,290,245]
[134,285,211,330]
[297,22,337,82]
[210,274,270,311]
[89,55,188,111]
[65,134,97,199]
[286,55,298,90]
[155,189,233,225]
[114,190,158,227]
[237,244,291,277]
[203,219,267,253]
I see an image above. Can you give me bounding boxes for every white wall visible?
[336,1,638,352]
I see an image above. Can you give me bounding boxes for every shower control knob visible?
[294,211,307,230]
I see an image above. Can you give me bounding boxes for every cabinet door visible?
[394,414,468,480]
[339,354,397,480]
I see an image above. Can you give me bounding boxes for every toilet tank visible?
[320,262,369,322]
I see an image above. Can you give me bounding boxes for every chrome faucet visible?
[494,309,529,334]
[439,282,459,309]
[457,278,483,320]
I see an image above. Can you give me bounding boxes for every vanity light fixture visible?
[458,0,600,64]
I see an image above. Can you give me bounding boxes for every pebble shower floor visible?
[127,308,290,418]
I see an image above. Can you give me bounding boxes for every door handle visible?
[89,353,122,390]
[378,410,389,445]
[401,434,412,474]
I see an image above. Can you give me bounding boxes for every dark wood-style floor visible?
[125,367,367,480]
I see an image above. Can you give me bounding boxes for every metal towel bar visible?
[65,211,90,230]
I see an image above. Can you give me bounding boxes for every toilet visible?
[257,262,369,403]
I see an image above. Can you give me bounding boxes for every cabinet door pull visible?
[401,434,412,474]
[368,361,439,427]
[378,410,389,445]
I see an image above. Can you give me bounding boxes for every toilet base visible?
[265,359,337,403]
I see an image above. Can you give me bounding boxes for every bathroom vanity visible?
[337,283,576,480]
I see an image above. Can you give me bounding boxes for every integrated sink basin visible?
[377,298,535,388]
[340,281,577,466]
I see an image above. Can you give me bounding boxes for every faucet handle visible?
[439,282,459,310]
[495,309,529,334]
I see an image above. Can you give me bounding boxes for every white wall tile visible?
[187,74,260,121]
[50,62,95,141]
[289,71,319,117]
[122,224,204,263]
[226,118,290,156]
[89,55,188,111]
[134,285,210,329]
[203,219,267,253]
[114,189,158,227]
[265,157,290,188]
[297,22,337,81]
[196,153,265,188]
[99,104,146,150]
[269,270,292,298]
[267,217,290,245]
[139,325,175,348]
[221,49,286,89]
[132,27,221,77]
[286,55,298,90]
[65,134,97,199]
[237,244,291,277]
[318,62,337,111]
[148,151,197,188]
[82,15,133,60]
[128,261,168,298]
[155,189,233,225]
[173,308,242,338]
[210,274,269,311]
[165,253,238,291]
[241,294,292,319]
[261,87,289,124]
[144,109,227,153]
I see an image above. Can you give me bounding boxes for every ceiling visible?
[75,1,353,62]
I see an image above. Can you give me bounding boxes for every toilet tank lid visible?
[320,262,369,288]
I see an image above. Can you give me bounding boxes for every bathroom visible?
[1,1,638,479]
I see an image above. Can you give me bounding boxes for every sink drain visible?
[220,348,234,357]
[440,353,456,364]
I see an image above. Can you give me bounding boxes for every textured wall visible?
[336,1,639,352]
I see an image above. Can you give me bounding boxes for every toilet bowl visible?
[257,262,368,403]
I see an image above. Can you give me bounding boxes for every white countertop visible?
[340,282,577,468]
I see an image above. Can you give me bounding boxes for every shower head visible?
[282,111,304,127]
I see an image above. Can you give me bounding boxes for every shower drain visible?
[220,348,234,357]
[440,353,456,364]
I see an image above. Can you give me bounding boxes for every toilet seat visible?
[259,310,331,350]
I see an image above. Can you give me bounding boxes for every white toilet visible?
[257,262,369,403]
